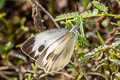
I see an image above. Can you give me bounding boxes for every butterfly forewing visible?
[35,32,76,73]
[21,28,69,60]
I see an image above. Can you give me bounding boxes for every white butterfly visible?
[21,25,79,73]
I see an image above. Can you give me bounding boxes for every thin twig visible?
[87,72,108,80]
[73,55,90,80]
[38,72,74,79]
[1,71,16,75]
[0,66,10,70]
[32,5,44,31]
[0,71,10,80]
[31,0,60,28]
[105,27,120,44]
[77,60,90,80]
[54,72,74,79]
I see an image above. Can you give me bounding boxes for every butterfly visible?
[21,25,79,73]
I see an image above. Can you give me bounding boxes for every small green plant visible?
[27,75,32,80]
[55,1,119,47]
[55,1,120,75]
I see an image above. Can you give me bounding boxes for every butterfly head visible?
[70,25,79,39]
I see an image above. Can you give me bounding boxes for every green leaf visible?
[4,43,14,51]
[76,35,89,47]
[31,63,37,71]
[20,17,29,31]
[21,25,29,31]
[75,17,84,36]
[17,60,23,67]
[109,49,116,55]
[0,0,6,9]
[20,17,26,25]
[101,19,108,27]
[65,22,73,29]
[92,1,108,12]
[81,9,99,17]
[117,20,120,26]
[108,25,114,32]
[118,44,120,50]
[97,32,105,45]
[80,0,90,7]
[27,75,32,80]
[55,12,79,21]
[0,13,6,18]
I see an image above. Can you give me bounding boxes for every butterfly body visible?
[21,26,78,73]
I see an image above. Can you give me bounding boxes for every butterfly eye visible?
[38,45,45,52]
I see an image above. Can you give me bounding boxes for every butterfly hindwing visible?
[21,28,69,60]
[35,32,76,73]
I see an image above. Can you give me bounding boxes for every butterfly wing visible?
[21,28,69,60]
[35,32,76,73]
